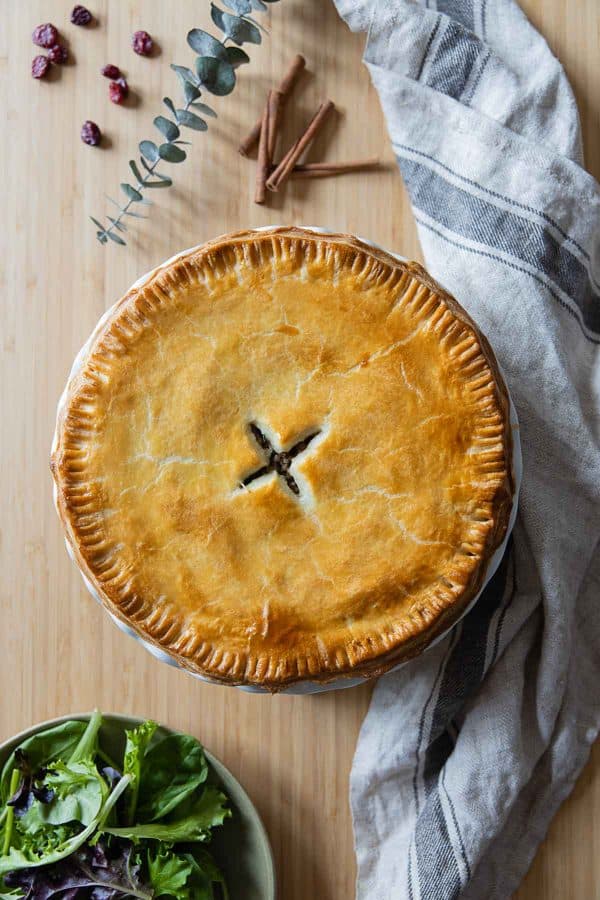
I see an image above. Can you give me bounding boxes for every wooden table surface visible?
[1,1,598,897]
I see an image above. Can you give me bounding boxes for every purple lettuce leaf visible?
[3,839,150,900]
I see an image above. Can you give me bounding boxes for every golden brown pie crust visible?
[51,227,513,690]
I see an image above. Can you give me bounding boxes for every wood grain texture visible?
[0,1,597,898]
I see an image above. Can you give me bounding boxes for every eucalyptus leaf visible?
[183,81,201,104]
[225,46,250,68]
[250,0,268,9]
[222,0,252,12]
[244,13,269,34]
[170,64,199,87]
[195,56,236,96]
[186,28,228,60]
[210,4,262,45]
[90,217,106,231]
[120,183,143,202]
[97,232,108,244]
[158,143,187,163]
[176,110,208,131]
[153,116,180,142]
[191,100,217,118]
[108,217,127,232]
[163,96,177,117]
[139,140,159,162]
[106,230,127,245]
[144,178,173,188]
[140,157,168,179]
[129,160,143,184]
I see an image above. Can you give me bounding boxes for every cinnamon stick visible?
[267,90,282,160]
[254,98,271,204]
[278,53,306,97]
[239,54,306,156]
[271,133,301,179]
[266,100,335,192]
[239,120,262,160]
[290,158,381,178]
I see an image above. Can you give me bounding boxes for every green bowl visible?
[0,713,276,900]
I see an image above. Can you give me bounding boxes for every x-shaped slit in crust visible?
[240,423,321,497]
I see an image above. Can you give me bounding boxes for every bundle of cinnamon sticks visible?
[239,55,381,204]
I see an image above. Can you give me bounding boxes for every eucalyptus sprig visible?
[92,0,280,246]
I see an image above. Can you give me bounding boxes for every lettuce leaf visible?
[147,848,193,897]
[137,734,208,822]
[123,720,158,824]
[185,847,229,900]
[0,774,131,876]
[67,710,103,765]
[103,786,231,843]
[4,839,151,899]
[20,760,106,831]
[0,716,230,899]
[147,846,229,900]
[0,723,87,802]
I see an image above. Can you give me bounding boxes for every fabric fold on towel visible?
[332,1,600,897]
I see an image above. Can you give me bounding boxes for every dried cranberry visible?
[47,44,68,64]
[81,120,101,146]
[32,23,59,48]
[31,55,51,79]
[101,63,121,80]
[70,5,93,26]
[109,78,128,104]
[132,30,153,56]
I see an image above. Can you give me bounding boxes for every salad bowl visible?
[0,712,276,900]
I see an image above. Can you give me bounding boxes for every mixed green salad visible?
[0,713,231,899]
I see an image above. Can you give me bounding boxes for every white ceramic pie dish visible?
[52,226,522,695]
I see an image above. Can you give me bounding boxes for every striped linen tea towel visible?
[331,0,600,897]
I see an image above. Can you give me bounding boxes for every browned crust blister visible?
[51,227,514,690]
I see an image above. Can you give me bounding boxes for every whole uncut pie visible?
[52,227,513,689]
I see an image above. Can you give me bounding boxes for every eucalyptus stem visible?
[92,1,280,247]
[100,98,197,243]
[101,159,160,242]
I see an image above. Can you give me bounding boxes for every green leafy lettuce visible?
[103,785,231,843]
[137,733,209,821]
[123,720,158,823]
[0,714,230,898]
